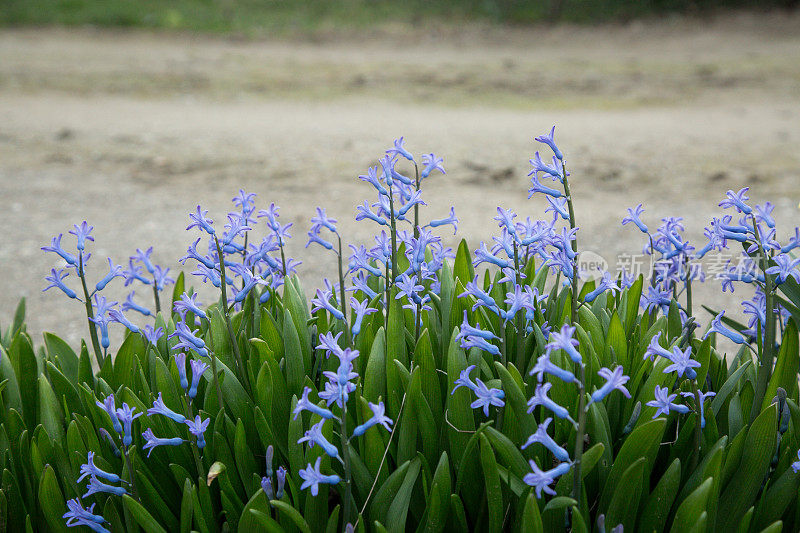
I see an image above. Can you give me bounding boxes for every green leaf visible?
[453,239,474,287]
[520,492,544,533]
[599,418,666,513]
[38,465,68,533]
[270,500,312,533]
[10,334,39,431]
[670,478,713,533]
[282,308,304,398]
[248,509,285,532]
[370,458,421,532]
[762,320,799,410]
[418,452,451,533]
[122,494,168,533]
[717,404,778,531]
[638,458,681,533]
[38,375,64,445]
[363,327,386,404]
[711,360,752,416]
[43,333,79,383]
[605,457,645,531]
[479,433,503,533]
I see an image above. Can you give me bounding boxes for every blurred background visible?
[1,0,799,349]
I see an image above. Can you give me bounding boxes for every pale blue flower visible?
[351,401,393,437]
[521,418,570,461]
[299,456,340,496]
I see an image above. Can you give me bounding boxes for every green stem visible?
[336,235,351,347]
[213,237,250,396]
[151,278,162,316]
[340,408,353,529]
[690,379,702,472]
[750,217,775,423]
[563,163,587,509]
[513,240,525,371]
[78,254,104,367]
[122,445,140,502]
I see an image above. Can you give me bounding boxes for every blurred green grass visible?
[0,0,796,35]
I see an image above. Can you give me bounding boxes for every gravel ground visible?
[1,13,799,351]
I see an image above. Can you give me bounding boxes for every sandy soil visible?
[1,13,799,349]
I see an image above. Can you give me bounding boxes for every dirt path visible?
[1,13,799,347]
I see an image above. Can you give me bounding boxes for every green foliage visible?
[2,238,799,531]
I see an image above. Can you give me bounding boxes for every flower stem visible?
[77,254,104,368]
[336,235,351,347]
[122,445,140,502]
[750,216,775,423]
[562,162,587,509]
[340,404,353,529]
[213,237,250,396]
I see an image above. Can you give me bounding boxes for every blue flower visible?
[663,346,701,379]
[530,354,576,384]
[42,233,77,265]
[293,387,335,421]
[64,499,110,533]
[356,201,389,226]
[591,366,631,403]
[535,125,563,160]
[173,292,207,320]
[77,452,121,483]
[89,295,117,349]
[134,247,156,275]
[185,415,210,449]
[43,268,78,300]
[705,311,746,345]
[455,311,497,342]
[545,324,581,364]
[647,386,690,418]
[84,475,127,498]
[96,395,123,435]
[299,456,340,496]
[523,460,571,499]
[545,196,570,222]
[122,291,151,316]
[459,335,501,356]
[473,242,511,269]
[261,475,275,499]
[169,321,209,358]
[427,207,458,234]
[173,352,189,391]
[298,419,339,458]
[232,189,257,219]
[276,466,287,499]
[141,428,184,457]
[584,271,620,303]
[451,365,505,416]
[718,188,752,214]
[187,206,215,235]
[152,265,175,292]
[108,309,139,334]
[386,137,414,162]
[311,286,345,321]
[766,254,800,284]
[791,449,800,473]
[348,245,383,277]
[70,221,95,251]
[188,359,209,400]
[680,390,716,429]
[527,382,574,423]
[148,392,186,423]
[420,153,445,179]
[528,151,562,180]
[115,403,141,447]
[351,401,393,437]
[350,296,378,338]
[622,203,649,233]
[521,418,570,461]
